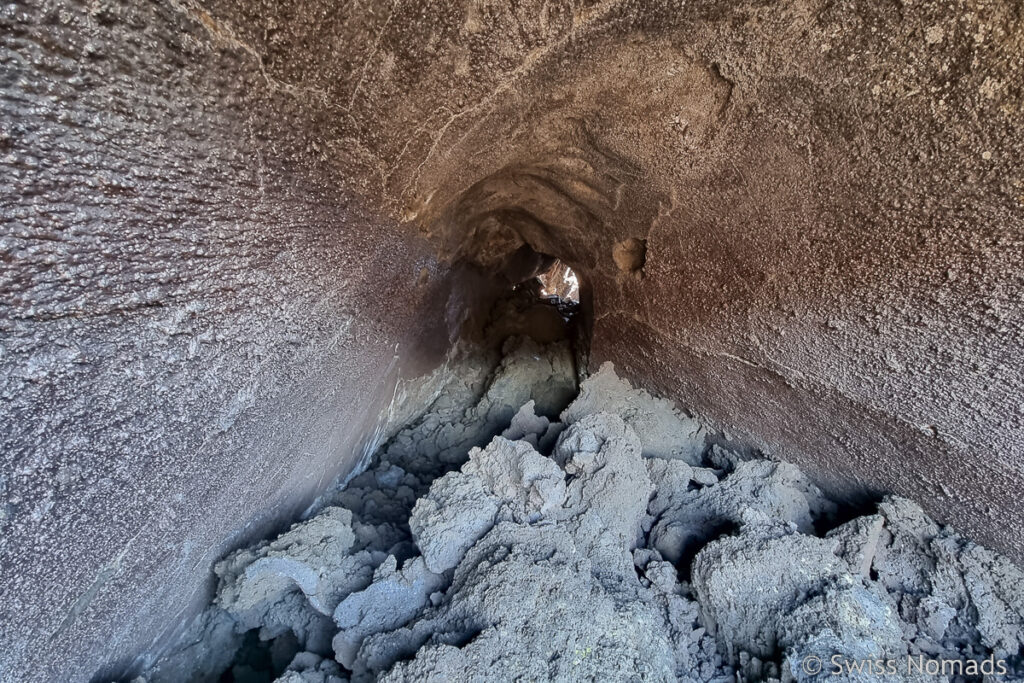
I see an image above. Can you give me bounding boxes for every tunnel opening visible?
[535,259,580,306]
[503,256,583,356]
[504,254,581,320]
[78,148,1024,681]
[455,235,592,396]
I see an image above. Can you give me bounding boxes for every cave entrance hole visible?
[509,256,580,316]
[536,259,580,305]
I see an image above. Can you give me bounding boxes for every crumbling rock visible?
[778,583,909,683]
[139,357,1024,683]
[500,399,563,452]
[692,531,849,662]
[276,652,348,683]
[561,362,706,464]
[649,457,833,566]
[372,522,677,683]
[826,514,886,579]
[331,556,446,669]
[366,336,575,478]
[551,412,655,589]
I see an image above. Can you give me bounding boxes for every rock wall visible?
[0,1,465,679]
[1,0,1022,681]
[296,0,1021,560]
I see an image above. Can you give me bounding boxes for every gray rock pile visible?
[138,349,1024,683]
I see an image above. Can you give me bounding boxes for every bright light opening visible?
[536,259,580,304]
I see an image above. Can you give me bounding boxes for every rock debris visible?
[137,342,1024,683]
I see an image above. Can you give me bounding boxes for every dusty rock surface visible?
[137,355,1024,683]
[4,1,1024,679]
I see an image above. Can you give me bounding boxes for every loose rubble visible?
[137,346,1024,683]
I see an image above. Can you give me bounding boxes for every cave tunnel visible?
[1,0,1023,681]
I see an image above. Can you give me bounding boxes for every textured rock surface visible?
[0,2,479,678]
[63,0,1021,569]
[3,0,1024,680]
[649,454,834,565]
[692,532,849,661]
[561,362,706,464]
[136,366,1023,683]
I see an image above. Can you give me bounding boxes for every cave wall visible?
[207,0,1021,557]
[0,1,462,679]
[2,0,1023,681]
[176,0,1023,560]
